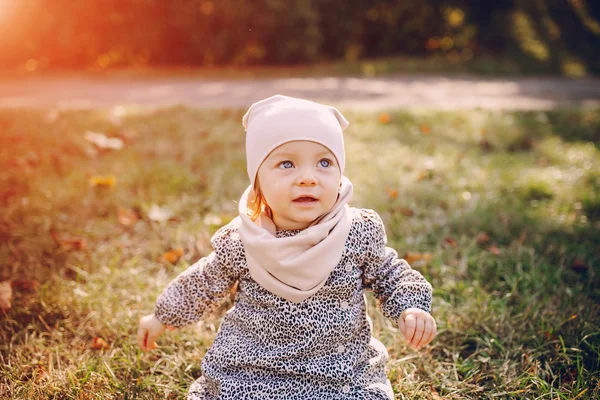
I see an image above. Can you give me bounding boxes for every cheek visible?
[322,180,341,208]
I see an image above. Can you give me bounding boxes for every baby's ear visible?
[329,106,349,131]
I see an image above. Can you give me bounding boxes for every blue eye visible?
[319,159,331,168]
[279,161,294,169]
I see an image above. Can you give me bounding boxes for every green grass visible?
[0,105,599,399]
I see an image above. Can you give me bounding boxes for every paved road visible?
[1,74,599,111]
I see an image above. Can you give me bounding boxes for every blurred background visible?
[0,0,598,76]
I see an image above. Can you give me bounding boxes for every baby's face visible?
[256,141,341,230]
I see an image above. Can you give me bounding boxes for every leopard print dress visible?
[154,208,433,400]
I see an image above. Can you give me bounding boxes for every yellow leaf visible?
[89,175,116,187]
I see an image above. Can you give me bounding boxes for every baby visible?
[138,95,436,399]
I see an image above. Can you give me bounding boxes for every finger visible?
[404,314,417,344]
[412,317,426,349]
[137,325,147,351]
[146,332,157,351]
[422,319,437,347]
[420,323,434,348]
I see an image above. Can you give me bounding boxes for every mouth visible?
[293,196,319,203]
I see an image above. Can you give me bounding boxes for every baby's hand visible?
[397,308,437,350]
[137,313,170,352]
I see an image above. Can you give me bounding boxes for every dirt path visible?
[1,74,599,111]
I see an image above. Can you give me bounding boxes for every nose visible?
[296,167,317,186]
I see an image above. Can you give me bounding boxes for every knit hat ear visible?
[242,95,349,187]
[328,106,349,131]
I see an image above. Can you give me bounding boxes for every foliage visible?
[0,106,599,398]
[0,0,599,75]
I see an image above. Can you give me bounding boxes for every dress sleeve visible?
[153,222,241,327]
[359,209,433,321]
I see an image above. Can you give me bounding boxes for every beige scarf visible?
[238,176,353,303]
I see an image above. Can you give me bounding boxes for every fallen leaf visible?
[84,131,124,150]
[148,205,173,222]
[91,337,110,350]
[403,252,432,266]
[398,207,414,217]
[50,230,87,251]
[378,113,391,124]
[161,248,184,264]
[476,232,490,246]
[444,237,458,247]
[27,364,48,382]
[89,175,116,187]
[118,207,139,227]
[489,245,501,255]
[479,138,493,151]
[386,187,398,200]
[0,281,13,311]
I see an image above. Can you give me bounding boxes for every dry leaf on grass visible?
[118,207,139,227]
[0,281,13,311]
[489,245,501,255]
[386,188,398,200]
[378,113,391,124]
[161,248,184,264]
[89,175,116,188]
[476,232,490,246]
[50,230,87,251]
[397,207,415,217]
[403,252,432,266]
[91,337,110,350]
[444,237,458,247]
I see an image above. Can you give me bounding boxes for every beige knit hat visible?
[242,95,349,187]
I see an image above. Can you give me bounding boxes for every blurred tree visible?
[0,0,597,74]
